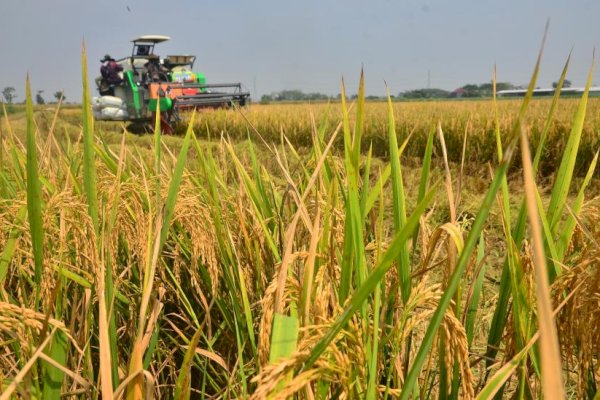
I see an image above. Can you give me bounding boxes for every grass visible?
[0,44,598,399]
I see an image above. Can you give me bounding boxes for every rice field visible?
[185,99,600,178]
[0,48,598,399]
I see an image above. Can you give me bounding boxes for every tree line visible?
[397,80,571,99]
[259,80,572,103]
[2,86,66,105]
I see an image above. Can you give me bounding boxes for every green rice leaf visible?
[465,233,487,347]
[533,52,572,172]
[80,42,98,233]
[174,328,203,400]
[412,126,435,250]
[42,330,68,399]
[269,313,299,363]
[25,75,45,304]
[477,339,536,400]
[387,89,411,304]
[547,56,595,243]
[556,151,598,260]
[159,112,195,251]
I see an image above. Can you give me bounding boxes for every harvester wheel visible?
[126,122,153,135]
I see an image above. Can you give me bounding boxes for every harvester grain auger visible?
[93,35,250,134]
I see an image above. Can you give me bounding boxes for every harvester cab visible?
[93,35,250,133]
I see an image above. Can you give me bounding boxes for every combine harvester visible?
[93,35,250,133]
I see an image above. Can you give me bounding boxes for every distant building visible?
[497,87,600,98]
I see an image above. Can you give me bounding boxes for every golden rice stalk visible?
[519,124,565,398]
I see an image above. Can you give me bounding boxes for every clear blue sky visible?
[1,0,598,102]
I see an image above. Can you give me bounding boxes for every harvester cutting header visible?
[94,35,250,133]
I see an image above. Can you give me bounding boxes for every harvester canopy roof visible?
[131,35,171,44]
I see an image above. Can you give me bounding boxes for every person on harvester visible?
[144,54,169,83]
[99,54,123,86]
